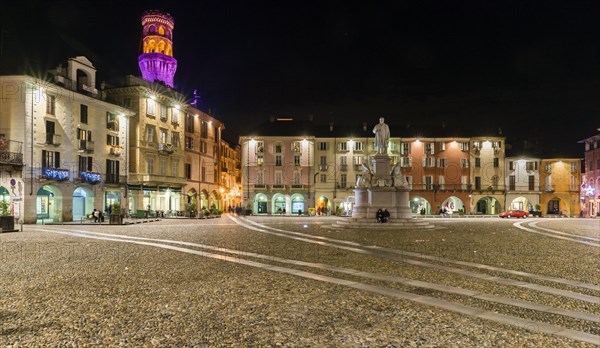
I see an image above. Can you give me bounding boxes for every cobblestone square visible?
[0,216,598,347]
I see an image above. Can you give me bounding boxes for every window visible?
[257,155,263,166]
[473,141,481,150]
[172,108,180,124]
[528,175,535,191]
[439,142,446,151]
[294,155,301,166]
[200,141,207,154]
[201,166,206,182]
[80,104,88,124]
[405,176,413,189]
[570,176,577,190]
[475,158,481,168]
[461,158,469,168]
[492,175,499,189]
[42,150,60,169]
[275,172,282,185]
[570,162,577,173]
[339,142,348,151]
[123,97,132,108]
[340,155,347,165]
[353,155,363,165]
[160,104,168,121]
[146,98,156,116]
[46,95,56,115]
[320,173,327,183]
[275,143,282,153]
[77,128,92,141]
[340,174,347,188]
[526,161,537,171]
[275,155,282,166]
[354,142,363,151]
[172,160,179,177]
[319,142,328,151]
[492,141,502,149]
[438,158,447,168]
[475,176,481,190]
[293,171,301,185]
[160,159,167,176]
[423,176,433,190]
[292,141,301,153]
[185,136,193,150]
[545,162,552,173]
[201,120,208,138]
[107,112,119,131]
[461,176,468,190]
[438,175,445,189]
[79,155,93,173]
[186,114,194,133]
[147,157,154,174]
[147,126,156,143]
[185,163,191,179]
[509,161,514,170]
[400,142,410,155]
[45,120,56,145]
[509,175,516,190]
[320,156,327,166]
[493,158,499,168]
[107,134,119,146]
[160,128,169,144]
[171,132,180,148]
[106,159,120,184]
[424,143,434,155]
[461,142,469,151]
[401,157,412,167]
[422,157,434,168]
[256,141,264,153]
[256,170,263,185]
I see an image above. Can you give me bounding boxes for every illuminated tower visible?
[138,10,177,87]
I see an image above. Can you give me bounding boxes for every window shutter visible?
[55,152,60,168]
[87,157,93,171]
[42,150,47,168]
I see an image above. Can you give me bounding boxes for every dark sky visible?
[2,1,599,156]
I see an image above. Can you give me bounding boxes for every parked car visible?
[499,210,529,218]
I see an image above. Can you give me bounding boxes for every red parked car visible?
[499,210,529,218]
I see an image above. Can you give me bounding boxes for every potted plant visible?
[109,202,123,225]
[0,199,15,232]
[185,202,197,218]
[203,209,210,219]
[532,204,542,217]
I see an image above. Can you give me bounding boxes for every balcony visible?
[291,184,304,189]
[253,184,266,190]
[339,164,348,172]
[78,140,94,152]
[319,164,328,171]
[42,168,69,181]
[80,171,101,184]
[109,146,123,156]
[107,121,119,132]
[158,143,174,154]
[46,133,61,146]
[544,185,554,192]
[0,139,24,166]
[105,174,127,185]
[272,184,284,189]
[81,84,98,95]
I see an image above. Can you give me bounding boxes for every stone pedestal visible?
[351,154,413,221]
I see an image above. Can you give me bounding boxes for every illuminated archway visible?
[73,186,94,222]
[441,196,465,214]
[475,196,501,215]
[36,185,62,223]
[254,193,268,214]
[316,195,330,215]
[510,196,531,211]
[410,196,431,215]
[291,193,305,215]
[272,193,286,214]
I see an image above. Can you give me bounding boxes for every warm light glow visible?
[451,141,457,145]
[220,188,225,193]
[415,139,420,144]
[150,95,157,100]
[174,104,180,110]
[482,140,491,148]
[302,138,308,145]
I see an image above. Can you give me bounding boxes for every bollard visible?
[20,221,23,232]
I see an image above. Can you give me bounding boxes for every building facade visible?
[182,107,223,212]
[220,139,242,210]
[540,158,581,217]
[0,56,133,223]
[469,137,506,215]
[504,157,541,212]
[579,132,600,217]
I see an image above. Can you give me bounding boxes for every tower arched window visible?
[158,26,165,36]
[158,41,166,54]
[148,25,156,34]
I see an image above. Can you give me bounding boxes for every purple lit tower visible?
[138,10,177,87]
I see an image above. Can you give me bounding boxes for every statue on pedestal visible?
[373,117,390,155]
[356,163,373,188]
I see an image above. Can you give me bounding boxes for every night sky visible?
[2,1,599,156]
